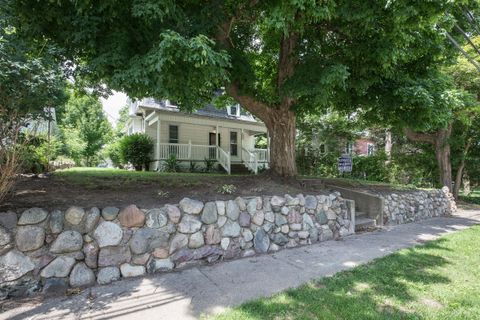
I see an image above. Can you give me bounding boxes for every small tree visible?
[119,133,153,171]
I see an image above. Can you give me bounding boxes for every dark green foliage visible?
[189,161,198,173]
[105,141,123,169]
[203,158,217,173]
[119,133,153,171]
[163,154,180,173]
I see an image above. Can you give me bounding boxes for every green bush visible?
[163,154,180,172]
[105,141,123,168]
[119,133,153,171]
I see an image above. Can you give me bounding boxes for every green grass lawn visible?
[460,189,480,205]
[211,225,480,320]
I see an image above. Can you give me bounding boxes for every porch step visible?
[355,212,377,232]
[229,163,253,175]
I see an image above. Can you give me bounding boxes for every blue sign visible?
[338,154,352,172]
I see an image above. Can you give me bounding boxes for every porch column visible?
[240,129,244,162]
[216,124,219,159]
[156,118,161,170]
[267,131,270,163]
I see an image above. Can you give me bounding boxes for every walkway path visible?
[2,207,479,320]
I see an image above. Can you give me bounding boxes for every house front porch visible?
[144,110,270,174]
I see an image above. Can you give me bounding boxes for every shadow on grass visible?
[228,240,451,320]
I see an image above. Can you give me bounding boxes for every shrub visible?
[105,141,123,168]
[119,133,153,171]
[163,154,180,172]
[189,161,198,173]
[203,157,217,173]
[217,184,236,194]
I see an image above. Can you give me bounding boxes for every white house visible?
[126,98,270,174]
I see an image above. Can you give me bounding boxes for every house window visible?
[228,105,240,117]
[319,143,326,154]
[169,125,179,143]
[230,131,238,156]
[367,143,375,156]
[345,141,353,155]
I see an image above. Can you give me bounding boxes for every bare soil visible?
[0,174,324,211]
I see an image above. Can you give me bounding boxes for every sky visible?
[100,91,128,127]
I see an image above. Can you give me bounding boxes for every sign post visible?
[338,154,353,175]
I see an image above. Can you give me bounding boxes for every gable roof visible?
[132,98,259,123]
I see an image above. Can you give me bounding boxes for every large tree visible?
[58,92,113,166]
[9,0,476,176]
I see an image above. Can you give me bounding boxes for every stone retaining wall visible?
[376,186,456,225]
[0,192,354,299]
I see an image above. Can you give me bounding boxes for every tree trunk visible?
[453,138,472,199]
[463,171,471,196]
[434,126,452,189]
[263,109,297,177]
[404,124,453,189]
[385,129,392,164]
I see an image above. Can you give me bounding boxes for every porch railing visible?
[242,147,258,174]
[253,148,269,163]
[158,142,230,173]
[217,147,231,174]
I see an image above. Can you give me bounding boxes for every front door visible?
[209,132,220,159]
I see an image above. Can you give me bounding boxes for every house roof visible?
[134,98,259,123]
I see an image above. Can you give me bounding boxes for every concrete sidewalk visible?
[2,207,479,320]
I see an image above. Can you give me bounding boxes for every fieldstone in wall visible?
[85,208,100,233]
[118,205,145,227]
[270,196,286,211]
[271,233,289,246]
[179,198,204,215]
[98,246,131,267]
[221,220,241,237]
[165,205,181,224]
[242,229,253,242]
[274,214,287,226]
[0,211,17,230]
[252,211,264,226]
[42,278,68,297]
[0,250,35,283]
[216,201,226,216]
[0,226,11,246]
[120,263,145,277]
[94,221,123,248]
[65,207,85,226]
[178,215,202,234]
[152,248,169,259]
[97,267,120,285]
[226,200,240,220]
[217,216,227,228]
[205,225,221,245]
[18,208,48,226]
[145,208,168,228]
[83,242,99,269]
[149,258,174,272]
[201,202,218,224]
[50,230,83,253]
[188,231,205,249]
[264,211,275,223]
[130,228,169,254]
[169,234,188,254]
[253,229,269,253]
[102,207,119,221]
[16,226,45,252]
[40,256,76,278]
[239,212,251,227]
[49,210,64,234]
[69,262,95,287]
[246,198,257,215]
[316,211,328,225]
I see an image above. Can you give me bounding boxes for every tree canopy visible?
[8,0,480,176]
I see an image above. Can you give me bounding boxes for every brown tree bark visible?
[404,124,453,189]
[218,18,299,177]
[453,137,472,199]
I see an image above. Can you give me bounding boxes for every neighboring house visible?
[126,98,269,174]
[23,107,57,136]
[311,132,376,156]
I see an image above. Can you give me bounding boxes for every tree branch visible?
[404,128,436,144]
